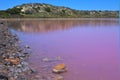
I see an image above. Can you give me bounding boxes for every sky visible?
[0,0,119,10]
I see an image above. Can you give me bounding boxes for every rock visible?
[28,67,37,74]
[42,57,63,62]
[0,75,8,80]
[16,68,22,73]
[10,58,20,65]
[35,75,41,79]
[5,58,20,65]
[0,22,4,24]
[54,75,64,80]
[25,45,30,49]
[17,64,22,68]
[55,56,62,61]
[20,77,27,80]
[52,64,67,73]
[9,67,15,72]
[9,77,15,80]
[42,57,50,62]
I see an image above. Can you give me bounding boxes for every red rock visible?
[5,58,20,65]
[52,64,67,73]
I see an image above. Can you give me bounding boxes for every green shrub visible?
[44,7,51,12]
[6,7,22,14]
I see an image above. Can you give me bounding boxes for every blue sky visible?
[0,0,119,10]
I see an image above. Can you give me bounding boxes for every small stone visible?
[5,58,20,65]
[21,66,29,72]
[42,57,50,62]
[2,70,8,74]
[52,64,67,73]
[30,68,37,73]
[4,58,10,62]
[25,45,30,49]
[20,77,27,80]
[10,58,20,65]
[21,62,28,66]
[9,67,15,72]
[16,68,22,73]
[55,56,62,61]
[17,64,22,67]
[9,77,15,80]
[54,75,64,80]
[35,75,41,79]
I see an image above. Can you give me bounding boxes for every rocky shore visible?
[0,22,67,80]
[0,22,34,80]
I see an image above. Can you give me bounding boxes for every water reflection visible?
[3,19,119,33]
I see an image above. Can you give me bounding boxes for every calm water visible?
[2,18,120,80]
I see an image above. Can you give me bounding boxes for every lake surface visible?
[2,18,120,80]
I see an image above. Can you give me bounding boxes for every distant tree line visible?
[77,10,119,18]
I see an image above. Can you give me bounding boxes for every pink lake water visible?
[4,18,120,80]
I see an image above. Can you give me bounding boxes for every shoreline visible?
[0,18,118,21]
[0,22,66,80]
[0,23,34,80]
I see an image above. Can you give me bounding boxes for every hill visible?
[0,3,119,18]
